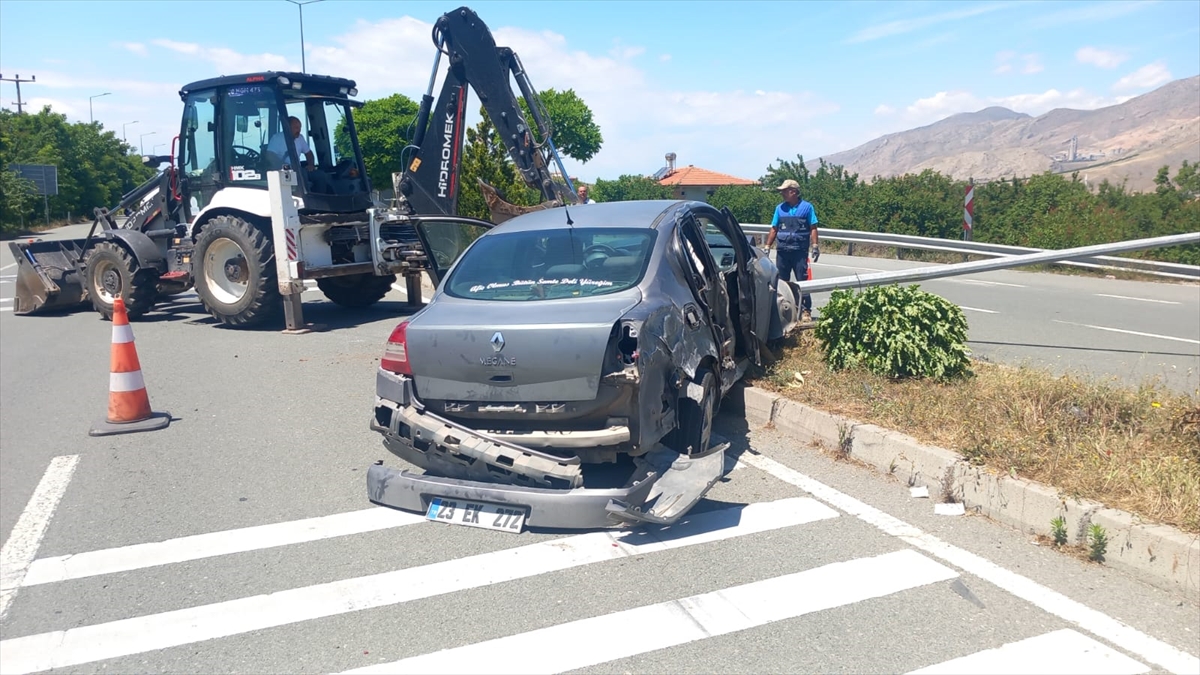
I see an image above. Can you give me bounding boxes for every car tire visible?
[670,367,717,456]
[85,241,159,320]
[193,215,279,326]
[317,273,396,308]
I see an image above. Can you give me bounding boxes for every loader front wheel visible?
[194,215,279,327]
[316,273,396,309]
[85,241,159,320]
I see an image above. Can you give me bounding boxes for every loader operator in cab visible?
[266,116,333,193]
[766,179,820,322]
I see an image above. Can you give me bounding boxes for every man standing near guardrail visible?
[766,179,820,321]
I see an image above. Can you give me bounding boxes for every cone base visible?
[89,411,172,437]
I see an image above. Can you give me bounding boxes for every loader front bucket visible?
[6,239,88,315]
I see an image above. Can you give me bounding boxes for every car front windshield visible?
[445,228,656,302]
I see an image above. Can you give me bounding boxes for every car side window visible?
[699,217,736,272]
[678,216,721,292]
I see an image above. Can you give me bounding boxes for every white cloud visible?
[905,91,984,123]
[994,51,1042,75]
[151,38,296,73]
[118,42,148,57]
[1112,61,1173,92]
[1027,1,1152,29]
[1075,46,1128,69]
[304,16,839,181]
[847,3,1009,43]
[874,104,895,116]
[895,86,1120,128]
[659,54,671,62]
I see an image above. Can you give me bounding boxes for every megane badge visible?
[491,331,505,352]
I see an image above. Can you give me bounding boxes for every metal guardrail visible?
[740,224,1200,280]
[788,232,1200,294]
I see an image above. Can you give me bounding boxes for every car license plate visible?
[425,498,527,533]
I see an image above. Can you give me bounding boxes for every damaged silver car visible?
[367,200,800,531]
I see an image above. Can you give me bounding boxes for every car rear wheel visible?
[670,367,717,456]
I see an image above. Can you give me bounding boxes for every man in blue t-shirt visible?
[765,179,820,321]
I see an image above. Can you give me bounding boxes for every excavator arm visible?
[392,6,577,220]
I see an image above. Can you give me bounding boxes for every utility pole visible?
[284,0,324,73]
[139,131,156,156]
[123,120,139,143]
[0,73,36,113]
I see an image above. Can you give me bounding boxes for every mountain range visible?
[821,75,1200,192]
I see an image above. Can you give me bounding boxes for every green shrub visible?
[813,284,971,380]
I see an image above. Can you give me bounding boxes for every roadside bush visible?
[814,284,971,380]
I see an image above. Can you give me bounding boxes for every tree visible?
[0,169,38,229]
[519,88,603,163]
[345,94,421,191]
[0,106,151,234]
[708,184,774,224]
[592,174,673,202]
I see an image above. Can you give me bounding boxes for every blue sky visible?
[1,1,1197,182]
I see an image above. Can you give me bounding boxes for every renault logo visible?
[490,331,505,352]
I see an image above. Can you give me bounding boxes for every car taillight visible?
[380,321,411,375]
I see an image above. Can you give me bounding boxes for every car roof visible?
[491,200,696,234]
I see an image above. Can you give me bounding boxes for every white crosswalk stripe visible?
[344,549,958,675]
[0,498,837,674]
[0,484,1171,675]
[911,629,1150,675]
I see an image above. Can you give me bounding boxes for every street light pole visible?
[284,0,324,73]
[89,92,111,124]
[122,120,139,143]
[139,131,156,156]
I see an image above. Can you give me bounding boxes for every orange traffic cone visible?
[89,297,171,436]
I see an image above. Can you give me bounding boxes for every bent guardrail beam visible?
[790,232,1200,294]
[740,224,1200,280]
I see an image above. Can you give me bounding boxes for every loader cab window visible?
[222,84,280,187]
[179,90,219,216]
[282,97,366,196]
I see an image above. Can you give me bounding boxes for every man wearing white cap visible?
[765,179,820,321]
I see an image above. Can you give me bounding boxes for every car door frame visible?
[411,216,496,288]
[674,208,736,378]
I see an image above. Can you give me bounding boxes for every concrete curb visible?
[728,384,1200,602]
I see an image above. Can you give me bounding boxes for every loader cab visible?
[176,72,371,221]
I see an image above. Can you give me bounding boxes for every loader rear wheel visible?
[85,241,159,320]
[193,215,279,327]
[316,273,396,309]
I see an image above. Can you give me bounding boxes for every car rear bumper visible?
[365,462,659,529]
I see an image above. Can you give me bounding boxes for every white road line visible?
[947,278,1026,288]
[390,282,434,303]
[1096,294,1180,305]
[0,498,837,674]
[1052,320,1200,345]
[739,453,1200,675]
[910,628,1150,675]
[0,455,80,619]
[0,298,13,304]
[815,262,888,272]
[344,549,957,675]
[0,262,15,271]
[0,307,12,312]
[21,508,424,587]
[959,306,998,314]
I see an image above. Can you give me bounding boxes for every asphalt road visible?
[797,254,1200,394]
[1,237,1197,674]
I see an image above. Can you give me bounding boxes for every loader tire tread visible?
[193,215,279,327]
[86,241,159,320]
[316,273,396,309]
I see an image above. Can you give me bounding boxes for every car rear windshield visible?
[445,228,656,302]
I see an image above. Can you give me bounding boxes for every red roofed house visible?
[654,152,758,201]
